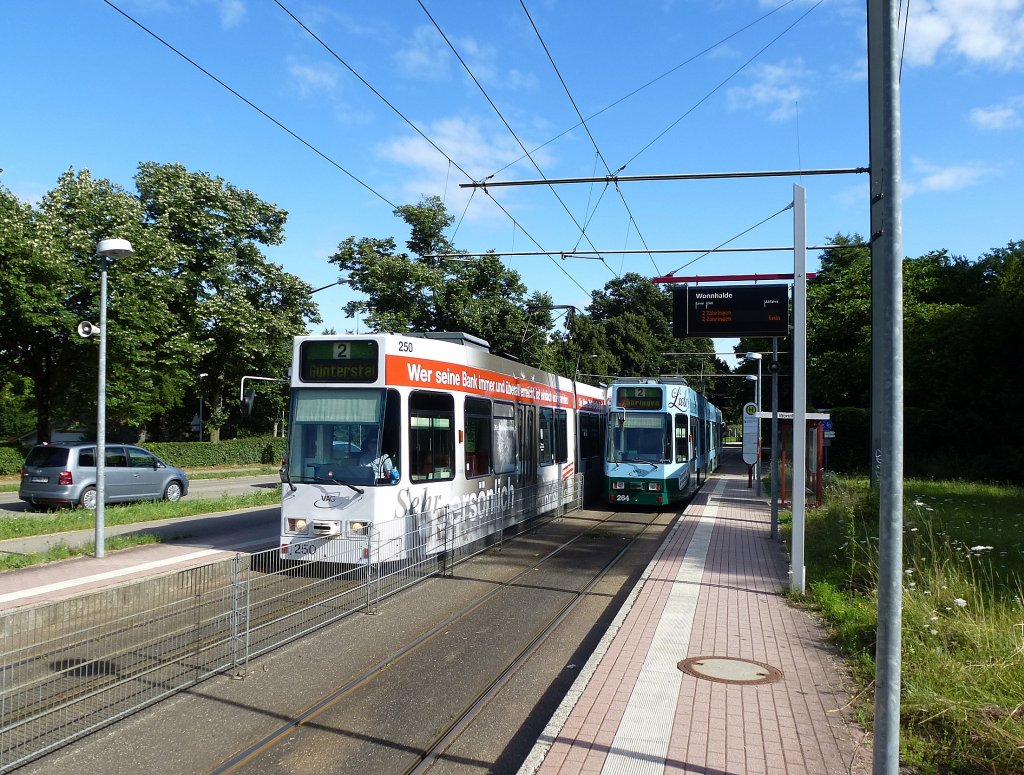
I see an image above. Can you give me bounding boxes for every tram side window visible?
[538,407,555,467]
[675,415,689,462]
[555,409,568,463]
[409,391,454,482]
[579,412,601,460]
[492,401,517,475]
[465,397,493,478]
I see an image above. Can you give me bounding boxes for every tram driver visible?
[360,436,397,483]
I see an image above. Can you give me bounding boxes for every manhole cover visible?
[677,656,782,685]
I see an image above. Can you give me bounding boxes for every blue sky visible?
[3,0,1022,347]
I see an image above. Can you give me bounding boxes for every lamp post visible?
[741,352,763,495]
[93,238,134,559]
[198,373,209,441]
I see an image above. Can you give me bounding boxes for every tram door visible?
[518,405,537,489]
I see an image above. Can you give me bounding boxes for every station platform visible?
[520,457,873,775]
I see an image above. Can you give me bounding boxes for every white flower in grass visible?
[953,598,967,608]
[929,615,938,621]
[969,546,993,552]
[930,629,939,635]
[907,582,917,588]
[905,569,914,575]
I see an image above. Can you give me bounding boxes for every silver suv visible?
[19,442,189,510]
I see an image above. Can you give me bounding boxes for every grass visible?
[0,490,280,571]
[0,464,280,493]
[0,534,164,570]
[789,476,1024,774]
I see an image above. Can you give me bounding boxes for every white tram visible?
[279,332,606,562]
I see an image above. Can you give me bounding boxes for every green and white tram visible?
[605,378,723,506]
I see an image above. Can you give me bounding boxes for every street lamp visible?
[93,238,134,559]
[198,373,209,442]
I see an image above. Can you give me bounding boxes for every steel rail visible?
[208,506,655,774]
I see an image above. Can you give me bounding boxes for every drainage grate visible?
[677,656,783,685]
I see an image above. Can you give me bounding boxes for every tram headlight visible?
[348,521,369,536]
[287,518,309,533]
[647,483,659,491]
[612,481,625,490]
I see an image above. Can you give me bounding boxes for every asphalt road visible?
[0,474,281,513]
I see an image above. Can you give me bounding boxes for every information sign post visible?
[742,402,759,488]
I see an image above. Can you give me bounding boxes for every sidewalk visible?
[520,456,872,775]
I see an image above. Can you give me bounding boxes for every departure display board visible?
[299,340,379,383]
[673,284,789,337]
[614,386,663,410]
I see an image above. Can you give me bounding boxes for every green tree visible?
[585,273,715,379]
[0,169,184,440]
[328,196,554,368]
[135,162,319,440]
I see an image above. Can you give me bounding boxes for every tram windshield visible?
[284,388,401,485]
[607,411,673,464]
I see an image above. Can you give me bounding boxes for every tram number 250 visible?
[290,544,318,556]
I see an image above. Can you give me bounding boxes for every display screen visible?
[615,386,663,410]
[299,340,379,383]
[673,284,789,337]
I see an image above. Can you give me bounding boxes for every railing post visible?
[443,508,452,577]
[231,553,247,673]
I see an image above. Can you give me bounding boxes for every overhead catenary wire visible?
[665,202,795,275]
[273,0,591,297]
[520,0,659,275]
[487,0,801,181]
[620,0,826,172]
[101,0,398,210]
[415,0,616,280]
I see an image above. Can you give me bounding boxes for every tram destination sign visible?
[673,284,790,337]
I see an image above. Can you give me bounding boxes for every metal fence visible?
[0,474,582,772]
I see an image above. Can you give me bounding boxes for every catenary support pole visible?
[770,336,780,539]
[790,185,806,595]
[869,0,905,771]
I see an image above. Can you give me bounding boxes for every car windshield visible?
[24,447,70,468]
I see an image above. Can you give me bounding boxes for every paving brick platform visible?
[520,455,872,775]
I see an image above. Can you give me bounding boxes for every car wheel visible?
[80,487,98,510]
[163,481,183,502]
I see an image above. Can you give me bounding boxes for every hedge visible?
[145,436,286,469]
[0,446,24,476]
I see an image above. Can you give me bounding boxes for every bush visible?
[0,445,25,476]
[145,436,285,469]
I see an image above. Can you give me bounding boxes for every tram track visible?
[209,506,672,775]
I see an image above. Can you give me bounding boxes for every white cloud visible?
[376,116,553,221]
[218,0,245,29]
[394,25,530,91]
[969,97,1024,128]
[395,26,453,80]
[906,0,1024,68]
[903,157,995,195]
[727,59,811,121]
[287,58,338,98]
